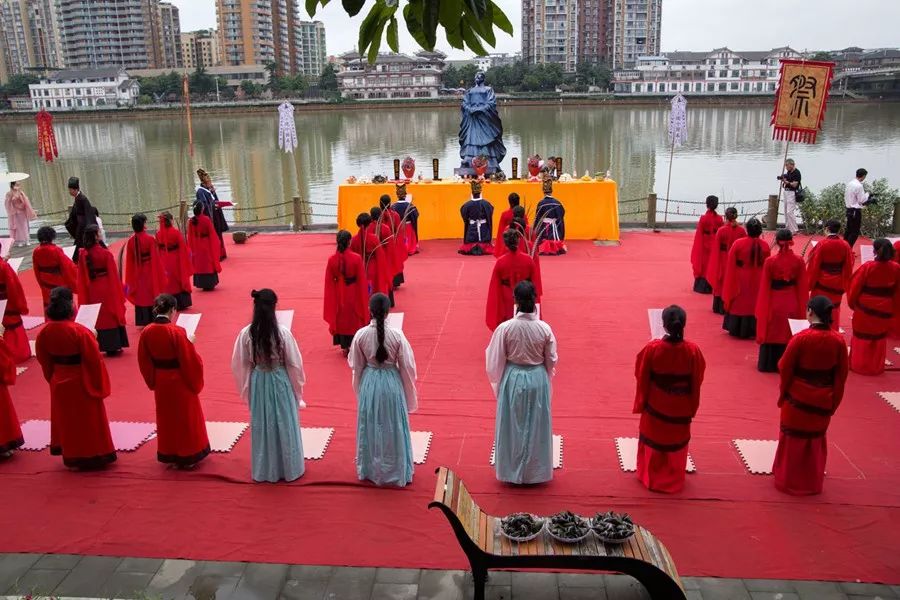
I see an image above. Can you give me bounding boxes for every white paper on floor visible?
[411,430,432,464]
[614,437,696,473]
[301,427,334,460]
[733,439,778,475]
[386,312,404,331]
[490,434,562,469]
[647,308,665,340]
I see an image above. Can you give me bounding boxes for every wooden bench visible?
[428,467,687,600]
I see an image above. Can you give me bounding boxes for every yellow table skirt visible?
[337,179,620,241]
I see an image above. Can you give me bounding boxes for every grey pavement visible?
[0,554,898,600]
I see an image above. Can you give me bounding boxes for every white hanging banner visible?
[667,94,688,147]
[277,102,298,153]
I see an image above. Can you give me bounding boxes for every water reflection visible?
[0,103,896,230]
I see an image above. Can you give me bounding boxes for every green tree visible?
[442,64,459,88]
[319,64,339,91]
[0,73,39,96]
[810,51,833,61]
[305,0,514,62]
[456,63,479,87]
[240,80,263,98]
[189,66,217,97]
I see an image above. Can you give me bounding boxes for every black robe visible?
[64,192,98,249]
[393,200,418,237]
[534,196,566,243]
[460,198,494,244]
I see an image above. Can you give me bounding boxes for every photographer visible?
[777,159,801,234]
[844,168,874,250]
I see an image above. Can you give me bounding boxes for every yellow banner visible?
[771,59,834,144]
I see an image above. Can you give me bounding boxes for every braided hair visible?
[336,229,351,277]
[745,218,765,267]
[369,292,391,363]
[131,213,147,266]
[83,224,100,280]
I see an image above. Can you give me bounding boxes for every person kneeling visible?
[633,305,705,493]
[487,281,558,484]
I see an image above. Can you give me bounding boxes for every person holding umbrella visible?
[2,173,37,248]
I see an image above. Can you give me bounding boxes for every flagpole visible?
[662,135,676,229]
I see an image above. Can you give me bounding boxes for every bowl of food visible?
[546,511,590,543]
[500,513,545,542]
[591,511,635,544]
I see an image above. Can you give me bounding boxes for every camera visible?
[776,175,784,180]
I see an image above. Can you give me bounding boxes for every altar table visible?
[337,179,620,242]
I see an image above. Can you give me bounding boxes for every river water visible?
[1,102,898,232]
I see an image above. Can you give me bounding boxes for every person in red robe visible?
[755,229,808,372]
[77,225,129,355]
[486,229,537,331]
[0,256,31,363]
[494,193,520,257]
[893,238,900,338]
[633,305,705,493]
[773,295,849,495]
[324,230,369,355]
[369,207,399,306]
[36,287,116,469]
[124,213,167,327]
[690,195,724,294]
[805,220,853,332]
[707,207,746,314]
[155,212,193,311]
[32,226,77,312]
[351,213,390,297]
[187,204,221,291]
[0,333,22,458]
[138,293,210,468]
[722,218,770,339]
[507,209,544,301]
[380,192,408,287]
[847,239,900,375]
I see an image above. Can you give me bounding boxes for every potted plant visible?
[472,155,488,179]
[401,156,415,180]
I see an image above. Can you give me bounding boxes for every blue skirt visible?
[495,363,553,484]
[356,366,414,487]
[249,366,304,483]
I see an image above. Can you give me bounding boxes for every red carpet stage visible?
[2,233,899,584]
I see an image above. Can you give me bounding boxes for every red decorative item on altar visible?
[770,59,835,144]
[401,156,415,180]
[36,109,59,162]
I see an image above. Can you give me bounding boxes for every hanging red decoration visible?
[36,109,59,162]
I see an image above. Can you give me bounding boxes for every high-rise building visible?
[605,0,662,70]
[57,0,164,70]
[158,1,182,68]
[521,0,579,72]
[294,20,325,77]
[0,0,64,82]
[521,0,661,71]
[182,29,219,70]
[217,0,304,74]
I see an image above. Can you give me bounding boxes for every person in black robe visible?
[534,178,566,255]
[459,180,494,256]
[195,168,229,261]
[63,177,97,263]
[393,185,419,256]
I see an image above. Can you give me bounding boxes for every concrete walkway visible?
[0,554,897,600]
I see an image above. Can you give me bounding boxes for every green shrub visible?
[798,178,898,238]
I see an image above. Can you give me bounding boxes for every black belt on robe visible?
[37,266,61,275]
[152,358,180,370]
[814,281,844,296]
[52,354,81,365]
[820,261,844,275]
[649,371,692,396]
[853,329,888,341]
[158,244,180,251]
[862,285,893,297]
[771,279,796,290]
[139,252,151,263]
[643,401,693,425]
[719,243,728,251]
[638,433,690,452]
[858,303,893,319]
[90,268,108,279]
[780,425,826,439]
[343,276,357,285]
[793,366,835,387]
[4,319,22,330]
[784,392,834,416]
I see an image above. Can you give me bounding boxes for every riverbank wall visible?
[0,94,892,123]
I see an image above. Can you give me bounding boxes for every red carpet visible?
[2,232,899,583]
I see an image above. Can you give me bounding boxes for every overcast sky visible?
[169,0,899,58]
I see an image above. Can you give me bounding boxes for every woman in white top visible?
[231,288,306,483]
[349,292,418,487]
[486,280,558,484]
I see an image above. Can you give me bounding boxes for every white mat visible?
[301,427,334,460]
[614,437,695,473]
[490,434,562,469]
[206,421,249,453]
[19,419,51,451]
[411,430,432,465]
[386,312,404,330]
[877,392,900,414]
[733,439,778,475]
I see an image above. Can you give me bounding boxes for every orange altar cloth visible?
[337,179,620,241]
